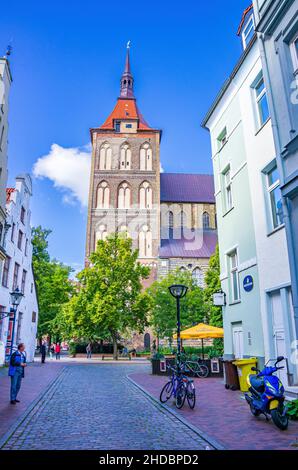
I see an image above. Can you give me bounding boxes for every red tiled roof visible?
[100,98,152,130]
[237,4,253,36]
[6,188,15,203]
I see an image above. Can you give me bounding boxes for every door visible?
[270,291,288,385]
[232,325,244,359]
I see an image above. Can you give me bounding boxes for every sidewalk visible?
[0,362,64,442]
[129,372,298,450]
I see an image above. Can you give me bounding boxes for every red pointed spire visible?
[120,42,134,98]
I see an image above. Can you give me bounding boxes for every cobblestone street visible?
[0,364,208,450]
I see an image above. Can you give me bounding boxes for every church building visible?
[86,47,217,286]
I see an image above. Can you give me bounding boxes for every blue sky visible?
[1,0,248,271]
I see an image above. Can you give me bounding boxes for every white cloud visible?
[33,143,91,207]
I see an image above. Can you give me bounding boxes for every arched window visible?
[99,143,112,170]
[139,225,152,258]
[95,225,108,246]
[192,267,204,288]
[96,181,110,209]
[120,143,132,170]
[139,181,153,209]
[168,211,174,239]
[144,333,151,350]
[140,143,153,171]
[118,182,131,209]
[180,267,186,272]
[118,225,130,238]
[203,212,210,229]
[180,210,187,233]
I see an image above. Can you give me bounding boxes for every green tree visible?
[203,245,223,327]
[148,270,206,343]
[60,234,151,359]
[32,226,74,341]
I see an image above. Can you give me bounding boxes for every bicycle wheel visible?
[186,382,196,409]
[175,382,186,409]
[160,381,173,403]
[196,364,209,378]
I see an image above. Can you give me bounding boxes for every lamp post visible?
[0,288,24,362]
[169,284,188,373]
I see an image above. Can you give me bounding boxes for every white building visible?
[0,174,38,364]
[202,6,297,395]
[0,54,12,275]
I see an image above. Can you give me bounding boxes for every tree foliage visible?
[32,226,74,339]
[148,270,207,342]
[203,245,222,327]
[59,234,152,358]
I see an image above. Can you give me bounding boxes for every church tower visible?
[86,45,161,280]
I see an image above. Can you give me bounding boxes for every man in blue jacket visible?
[8,343,27,405]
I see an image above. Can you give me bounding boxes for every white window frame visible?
[217,127,227,150]
[290,32,298,72]
[228,250,240,303]
[265,163,283,231]
[242,14,255,50]
[223,166,233,212]
[253,73,269,129]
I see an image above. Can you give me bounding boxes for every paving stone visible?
[1,364,207,450]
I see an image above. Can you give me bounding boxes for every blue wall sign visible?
[243,275,254,293]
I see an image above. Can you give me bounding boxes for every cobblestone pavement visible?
[130,373,298,451]
[1,364,208,450]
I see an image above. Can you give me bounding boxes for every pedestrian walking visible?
[55,343,61,360]
[9,343,27,405]
[41,341,47,364]
[86,343,92,359]
[49,344,55,360]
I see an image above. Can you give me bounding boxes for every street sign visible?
[243,275,254,292]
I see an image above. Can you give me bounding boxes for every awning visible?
[173,323,224,340]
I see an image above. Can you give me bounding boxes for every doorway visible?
[232,324,244,359]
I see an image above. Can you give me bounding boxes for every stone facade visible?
[86,48,217,295]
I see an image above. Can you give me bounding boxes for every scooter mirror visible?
[276,356,284,363]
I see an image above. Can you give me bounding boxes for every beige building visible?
[0,52,12,275]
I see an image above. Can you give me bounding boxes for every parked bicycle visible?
[180,359,209,378]
[160,365,196,409]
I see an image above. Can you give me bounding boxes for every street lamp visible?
[0,287,24,362]
[10,287,24,308]
[169,284,188,373]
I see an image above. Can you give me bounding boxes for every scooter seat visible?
[249,375,265,393]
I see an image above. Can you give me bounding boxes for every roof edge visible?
[201,33,257,129]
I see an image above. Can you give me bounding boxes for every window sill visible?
[255,117,271,136]
[267,223,285,237]
[229,300,241,306]
[223,206,234,218]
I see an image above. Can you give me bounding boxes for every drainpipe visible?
[257,32,298,343]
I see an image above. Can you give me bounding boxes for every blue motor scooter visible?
[245,356,288,430]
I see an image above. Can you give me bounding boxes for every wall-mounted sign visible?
[213,292,226,306]
[243,275,254,293]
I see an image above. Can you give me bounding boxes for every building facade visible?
[252,0,298,354]
[86,47,217,289]
[0,54,12,276]
[202,7,298,393]
[0,174,38,364]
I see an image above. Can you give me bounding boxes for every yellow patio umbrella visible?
[173,323,224,358]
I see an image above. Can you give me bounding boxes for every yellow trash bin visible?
[232,358,258,392]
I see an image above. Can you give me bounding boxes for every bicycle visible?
[160,365,196,409]
[181,359,209,378]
